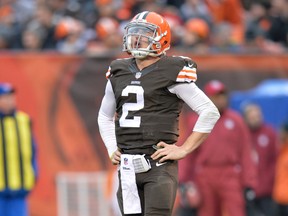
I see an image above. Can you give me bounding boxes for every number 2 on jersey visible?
[119,85,144,128]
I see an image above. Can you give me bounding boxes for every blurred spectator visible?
[76,0,99,29]
[178,80,257,216]
[205,0,245,46]
[273,122,288,216]
[113,0,132,21]
[55,16,87,54]
[205,0,244,26]
[166,0,185,8]
[161,6,184,46]
[0,5,21,49]
[95,17,119,42]
[210,22,244,53]
[10,0,35,25]
[0,82,38,216]
[241,0,271,10]
[266,0,288,47]
[21,28,44,50]
[46,0,69,17]
[251,0,288,53]
[179,0,212,25]
[87,16,122,54]
[180,18,210,53]
[245,2,271,48]
[243,103,279,216]
[22,4,59,50]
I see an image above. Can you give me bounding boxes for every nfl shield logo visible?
[124,158,128,165]
[135,72,142,79]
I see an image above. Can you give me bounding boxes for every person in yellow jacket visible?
[0,82,38,216]
[273,122,288,216]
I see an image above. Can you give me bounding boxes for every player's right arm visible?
[98,80,121,165]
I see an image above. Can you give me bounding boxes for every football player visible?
[98,11,220,216]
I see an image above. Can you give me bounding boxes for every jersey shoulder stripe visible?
[176,65,197,82]
[158,56,198,83]
[106,66,111,79]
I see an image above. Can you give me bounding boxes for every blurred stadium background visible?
[1,0,288,215]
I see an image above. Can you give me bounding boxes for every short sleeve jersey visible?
[107,56,197,151]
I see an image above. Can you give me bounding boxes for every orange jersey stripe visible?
[177,74,196,79]
[176,69,197,82]
[105,67,111,79]
[180,69,196,73]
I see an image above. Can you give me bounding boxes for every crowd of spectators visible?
[0,0,287,55]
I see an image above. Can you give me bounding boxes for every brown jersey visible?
[107,56,197,153]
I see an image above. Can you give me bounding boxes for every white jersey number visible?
[119,85,144,128]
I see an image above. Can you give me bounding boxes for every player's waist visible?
[120,146,156,155]
[120,146,175,168]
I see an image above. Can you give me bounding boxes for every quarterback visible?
[98,11,220,216]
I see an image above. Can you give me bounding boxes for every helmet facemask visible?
[123,22,164,59]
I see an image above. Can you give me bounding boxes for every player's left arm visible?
[151,82,220,162]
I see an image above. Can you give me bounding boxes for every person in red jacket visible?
[178,80,257,216]
[242,103,279,216]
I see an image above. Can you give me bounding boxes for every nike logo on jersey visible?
[155,162,167,167]
[188,62,194,68]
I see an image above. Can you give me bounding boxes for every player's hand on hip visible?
[151,142,187,162]
[110,149,122,165]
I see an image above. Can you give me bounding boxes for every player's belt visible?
[120,147,156,155]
